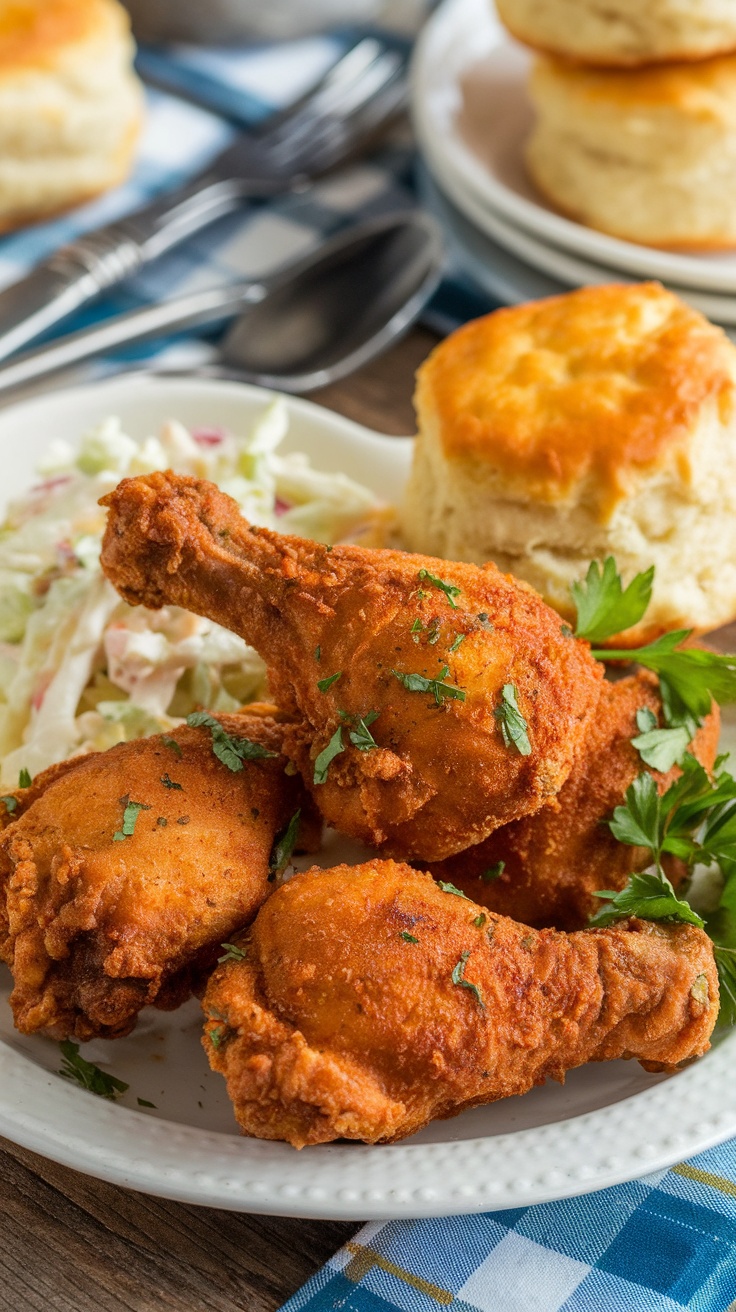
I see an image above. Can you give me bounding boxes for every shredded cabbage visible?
[0,398,391,785]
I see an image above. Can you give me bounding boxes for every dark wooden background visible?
[0,326,438,1312]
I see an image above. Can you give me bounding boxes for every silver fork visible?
[0,37,407,363]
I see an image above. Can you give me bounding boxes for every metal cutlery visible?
[0,37,408,364]
[0,212,443,397]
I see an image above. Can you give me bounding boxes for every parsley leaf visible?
[313,727,344,785]
[631,723,692,773]
[572,558,654,644]
[339,709,380,751]
[137,1098,157,1108]
[417,568,462,609]
[218,942,247,964]
[481,862,505,882]
[269,808,301,878]
[392,666,466,705]
[186,711,275,771]
[590,871,704,928]
[473,912,487,928]
[315,645,321,662]
[160,773,182,791]
[18,768,31,789]
[113,798,150,842]
[451,951,485,1009]
[161,735,183,759]
[59,1041,129,1100]
[448,634,465,654]
[494,684,531,756]
[0,795,17,815]
[317,671,342,693]
[437,880,470,899]
[594,634,736,724]
[400,931,418,943]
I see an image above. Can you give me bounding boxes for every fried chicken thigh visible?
[202,860,717,1147]
[0,710,316,1041]
[100,472,602,861]
[431,672,721,929]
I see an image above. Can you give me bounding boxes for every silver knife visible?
[0,38,406,363]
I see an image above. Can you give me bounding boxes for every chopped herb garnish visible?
[177,816,190,826]
[157,816,168,827]
[137,1098,157,1109]
[315,645,321,662]
[438,880,470,899]
[18,768,31,789]
[113,798,150,842]
[448,634,465,654]
[477,613,493,630]
[560,624,573,638]
[411,617,440,645]
[410,618,422,638]
[339,709,380,751]
[187,711,275,771]
[481,862,505,883]
[451,951,485,1009]
[572,557,654,645]
[218,942,247,964]
[1,796,17,815]
[317,671,342,693]
[59,1041,129,1100]
[392,666,466,706]
[417,568,461,609]
[473,913,487,928]
[209,1026,226,1049]
[269,809,301,879]
[160,773,182,791]
[400,931,419,943]
[313,726,344,785]
[494,684,532,756]
[161,735,183,759]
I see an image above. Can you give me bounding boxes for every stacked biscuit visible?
[495,0,736,247]
[0,0,143,232]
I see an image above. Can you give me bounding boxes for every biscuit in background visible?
[0,0,143,232]
[496,0,736,68]
[526,53,736,249]
[401,282,736,646]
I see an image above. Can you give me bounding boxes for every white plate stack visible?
[412,0,736,328]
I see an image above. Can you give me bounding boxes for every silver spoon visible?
[0,213,444,398]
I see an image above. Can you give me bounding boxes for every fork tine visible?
[262,47,407,173]
[249,37,379,139]
[258,38,394,148]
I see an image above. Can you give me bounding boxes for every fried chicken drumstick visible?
[100,472,602,861]
[0,709,317,1041]
[430,672,721,929]
[202,860,717,1147]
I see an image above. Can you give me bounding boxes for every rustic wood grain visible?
[0,327,437,1312]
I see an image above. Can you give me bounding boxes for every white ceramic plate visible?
[2,373,736,1221]
[423,148,736,328]
[412,0,736,296]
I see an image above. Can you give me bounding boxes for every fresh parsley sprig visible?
[338,709,380,751]
[572,558,654,645]
[417,568,462,609]
[590,871,704,929]
[313,727,344,784]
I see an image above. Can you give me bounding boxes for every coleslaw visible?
[0,397,391,787]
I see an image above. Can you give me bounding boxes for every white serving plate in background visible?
[413,0,736,297]
[0,373,735,1221]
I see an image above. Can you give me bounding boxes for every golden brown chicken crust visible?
[0,711,318,1041]
[202,860,717,1147]
[99,471,603,861]
[430,672,722,929]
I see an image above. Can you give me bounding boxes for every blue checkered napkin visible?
[283,1144,736,1312]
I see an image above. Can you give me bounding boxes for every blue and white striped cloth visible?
[4,32,736,1312]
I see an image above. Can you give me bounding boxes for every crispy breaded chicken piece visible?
[430,672,722,929]
[0,710,318,1041]
[99,472,602,861]
[202,860,717,1147]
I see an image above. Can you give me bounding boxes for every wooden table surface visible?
[0,325,439,1312]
